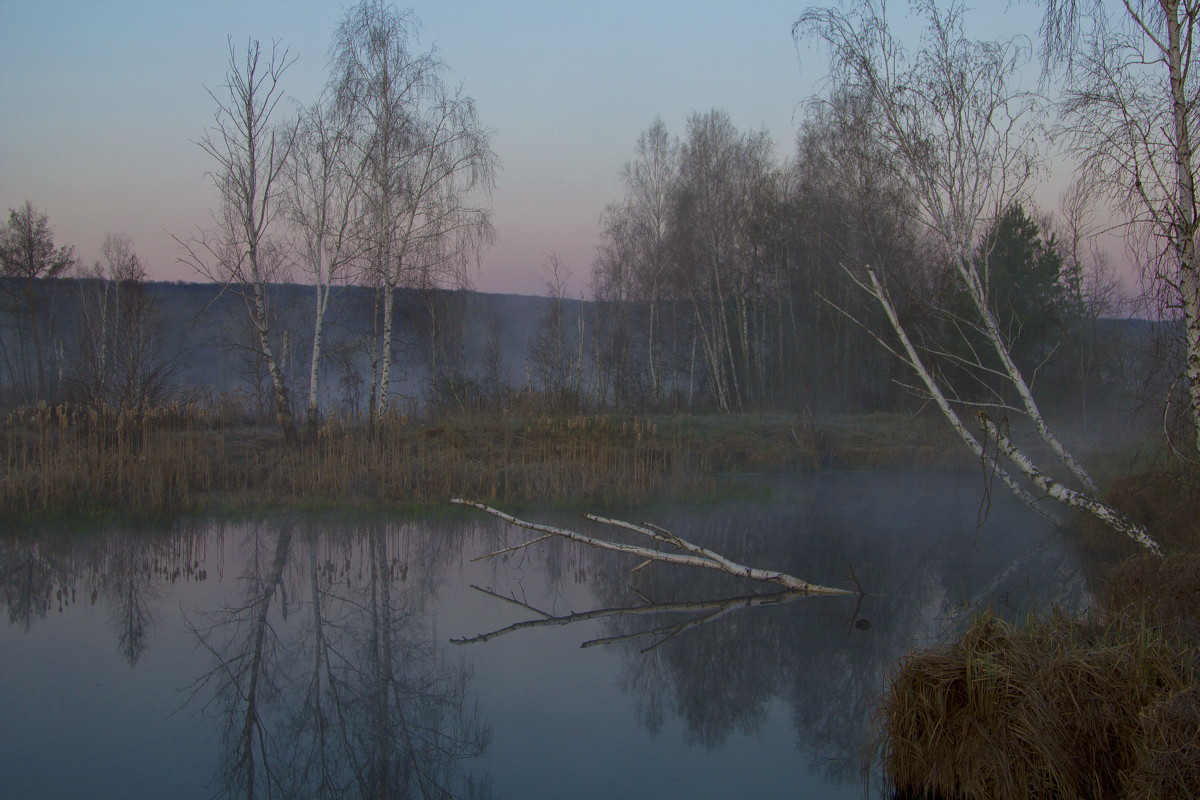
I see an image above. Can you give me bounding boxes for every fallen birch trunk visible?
[976,412,1162,555]
[450,499,853,595]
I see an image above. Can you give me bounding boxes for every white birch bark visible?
[181,40,297,441]
[285,99,362,430]
[801,2,1099,496]
[977,411,1162,554]
[1165,2,1200,463]
[957,261,1100,492]
[308,281,328,422]
[1047,0,1200,462]
[377,281,395,417]
[247,270,294,439]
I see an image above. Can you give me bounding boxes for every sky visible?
[1,1,1042,297]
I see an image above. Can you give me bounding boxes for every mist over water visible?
[0,472,1085,799]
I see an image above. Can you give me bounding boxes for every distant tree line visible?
[585,103,1135,422]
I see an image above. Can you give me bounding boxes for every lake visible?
[0,471,1087,799]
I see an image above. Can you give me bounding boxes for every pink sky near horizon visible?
[2,1,1122,298]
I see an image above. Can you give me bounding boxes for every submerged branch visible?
[450,499,853,595]
[452,586,822,648]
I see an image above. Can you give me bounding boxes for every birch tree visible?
[181,39,299,441]
[283,96,363,432]
[798,1,1160,549]
[791,91,928,412]
[1043,0,1200,464]
[529,253,575,405]
[670,110,778,412]
[331,0,496,422]
[593,118,680,405]
[71,233,177,410]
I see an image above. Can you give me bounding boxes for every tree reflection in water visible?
[608,478,1081,785]
[186,519,492,800]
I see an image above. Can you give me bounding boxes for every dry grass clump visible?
[883,555,1200,800]
[1101,554,1200,642]
[1,401,222,515]
[815,412,972,470]
[1124,683,1200,799]
[276,411,701,507]
[655,411,969,473]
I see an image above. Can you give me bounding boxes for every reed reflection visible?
[0,524,208,664]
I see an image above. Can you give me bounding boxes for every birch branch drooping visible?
[450,499,853,595]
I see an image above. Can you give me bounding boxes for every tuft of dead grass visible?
[883,555,1200,800]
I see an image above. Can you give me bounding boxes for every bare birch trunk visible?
[714,278,743,411]
[451,499,854,594]
[376,281,395,418]
[693,302,729,411]
[367,284,380,427]
[647,300,660,403]
[250,284,295,442]
[1165,2,1200,463]
[307,280,329,431]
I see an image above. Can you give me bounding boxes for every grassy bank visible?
[0,403,968,520]
[883,551,1200,800]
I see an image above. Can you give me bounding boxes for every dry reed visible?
[0,403,970,520]
[0,403,710,518]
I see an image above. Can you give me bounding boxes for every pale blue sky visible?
[1,1,1042,296]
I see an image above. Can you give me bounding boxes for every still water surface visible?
[0,472,1087,799]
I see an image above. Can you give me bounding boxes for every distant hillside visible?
[0,278,586,414]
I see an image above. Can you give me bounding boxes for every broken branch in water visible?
[450,499,853,595]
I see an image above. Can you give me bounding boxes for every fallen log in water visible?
[450,498,853,595]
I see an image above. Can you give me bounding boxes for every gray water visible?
[0,472,1087,799]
